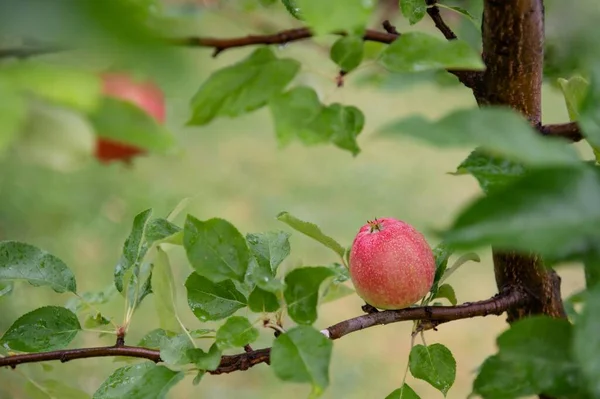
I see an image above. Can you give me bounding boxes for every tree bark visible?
[479,0,566,322]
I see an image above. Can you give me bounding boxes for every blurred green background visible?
[0,1,587,398]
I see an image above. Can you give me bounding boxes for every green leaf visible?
[284,267,335,325]
[188,47,300,126]
[409,344,456,396]
[65,285,117,313]
[270,86,323,147]
[379,32,484,72]
[145,219,182,246]
[317,103,364,155]
[25,379,90,399]
[400,0,427,25]
[320,263,354,303]
[2,62,101,111]
[327,262,350,282]
[452,149,526,194]
[187,343,222,371]
[189,328,216,338]
[557,75,589,121]
[385,384,420,399]
[277,212,345,258]
[320,282,354,304]
[584,254,600,288]
[574,286,600,396]
[271,325,333,396]
[269,88,364,155]
[184,216,250,283]
[475,316,583,398]
[0,306,81,352]
[151,247,181,333]
[138,329,177,349]
[436,4,477,22]
[496,317,582,396]
[440,253,480,283]
[379,107,580,167]
[89,98,174,153]
[431,242,454,293]
[83,312,111,328]
[192,370,205,386]
[92,362,183,399]
[185,273,247,321]
[281,0,302,19]
[579,69,600,150]
[67,286,114,331]
[443,166,600,261]
[246,231,291,274]
[269,86,322,147]
[159,333,194,366]
[215,316,259,350]
[294,0,373,36]
[0,241,76,293]
[330,36,364,72]
[473,355,537,399]
[248,286,281,312]
[122,261,153,313]
[564,289,587,321]
[245,231,290,299]
[114,209,153,293]
[433,284,457,305]
[0,84,26,154]
[245,256,285,293]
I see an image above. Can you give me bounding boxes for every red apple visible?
[349,218,436,309]
[95,72,166,164]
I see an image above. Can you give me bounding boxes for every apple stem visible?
[361,303,379,314]
[366,218,383,233]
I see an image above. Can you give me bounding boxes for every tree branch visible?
[1,25,483,89]
[0,346,160,368]
[0,288,528,373]
[325,287,527,339]
[173,27,397,57]
[539,121,583,142]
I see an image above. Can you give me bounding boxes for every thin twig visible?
[382,20,399,35]
[173,28,398,57]
[425,0,458,40]
[538,121,583,142]
[0,288,528,373]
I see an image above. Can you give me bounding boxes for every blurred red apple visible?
[95,72,166,164]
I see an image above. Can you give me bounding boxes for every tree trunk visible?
[478,0,566,321]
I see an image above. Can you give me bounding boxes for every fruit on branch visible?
[349,218,436,309]
[95,72,166,163]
